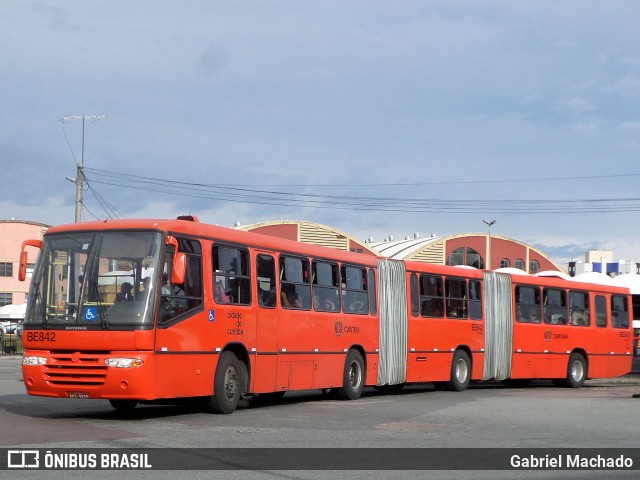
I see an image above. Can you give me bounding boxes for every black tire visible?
[447,350,471,391]
[109,399,138,411]
[338,350,365,400]
[209,351,247,414]
[501,378,532,388]
[566,352,587,389]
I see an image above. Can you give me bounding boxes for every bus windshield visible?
[25,230,163,329]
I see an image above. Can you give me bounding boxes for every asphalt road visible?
[1,354,640,480]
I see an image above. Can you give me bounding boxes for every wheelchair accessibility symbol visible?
[208,310,215,322]
[84,307,97,321]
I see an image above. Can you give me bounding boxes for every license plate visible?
[69,393,90,399]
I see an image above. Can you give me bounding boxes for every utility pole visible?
[483,220,497,270]
[62,115,106,222]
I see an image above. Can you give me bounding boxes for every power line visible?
[86,175,640,214]
[85,166,640,188]
[85,181,124,220]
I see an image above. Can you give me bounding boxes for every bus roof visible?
[43,217,380,267]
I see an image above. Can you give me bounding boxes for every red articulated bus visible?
[18,216,633,413]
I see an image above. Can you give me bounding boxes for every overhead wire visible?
[60,119,80,167]
[84,166,640,188]
[85,181,125,220]
[83,167,640,215]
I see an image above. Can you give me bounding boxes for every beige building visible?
[238,220,561,273]
[0,220,49,306]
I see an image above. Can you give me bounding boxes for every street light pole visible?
[62,115,106,222]
[483,220,497,270]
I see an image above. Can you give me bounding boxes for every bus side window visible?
[469,279,482,320]
[213,245,251,305]
[160,238,203,324]
[280,256,311,310]
[368,268,377,315]
[312,261,340,312]
[611,295,629,329]
[257,254,276,308]
[569,290,589,326]
[543,288,567,325]
[515,285,541,324]
[410,273,419,317]
[341,265,368,314]
[420,274,443,318]
[445,277,467,319]
[595,295,607,327]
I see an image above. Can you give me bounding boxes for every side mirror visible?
[18,251,29,282]
[18,239,42,282]
[166,236,186,285]
[172,252,186,285]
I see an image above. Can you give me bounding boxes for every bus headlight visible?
[104,358,145,368]
[23,356,47,366]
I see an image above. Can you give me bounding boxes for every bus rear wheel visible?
[338,350,365,400]
[209,351,247,414]
[566,352,587,388]
[447,350,471,391]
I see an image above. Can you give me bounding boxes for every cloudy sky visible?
[2,1,640,264]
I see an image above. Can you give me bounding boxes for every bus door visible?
[540,287,569,377]
[589,294,610,378]
[609,294,633,377]
[276,255,315,391]
[254,252,279,392]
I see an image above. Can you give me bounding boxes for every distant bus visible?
[18,216,633,413]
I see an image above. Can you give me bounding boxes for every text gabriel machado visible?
[511,454,633,469]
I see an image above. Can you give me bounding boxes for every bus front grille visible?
[44,353,108,386]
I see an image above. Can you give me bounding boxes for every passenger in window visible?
[345,300,358,313]
[571,311,585,326]
[291,293,302,308]
[115,282,134,302]
[215,281,231,304]
[314,294,336,311]
[281,290,292,308]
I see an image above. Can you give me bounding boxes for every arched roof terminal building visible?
[239,220,561,273]
[238,220,379,256]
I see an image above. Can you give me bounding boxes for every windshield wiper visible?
[29,282,48,328]
[88,280,109,329]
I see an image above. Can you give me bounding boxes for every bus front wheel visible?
[209,351,247,414]
[338,350,365,400]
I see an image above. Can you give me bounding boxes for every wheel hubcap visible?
[349,362,362,389]
[224,366,238,400]
[455,359,468,383]
[571,361,584,382]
